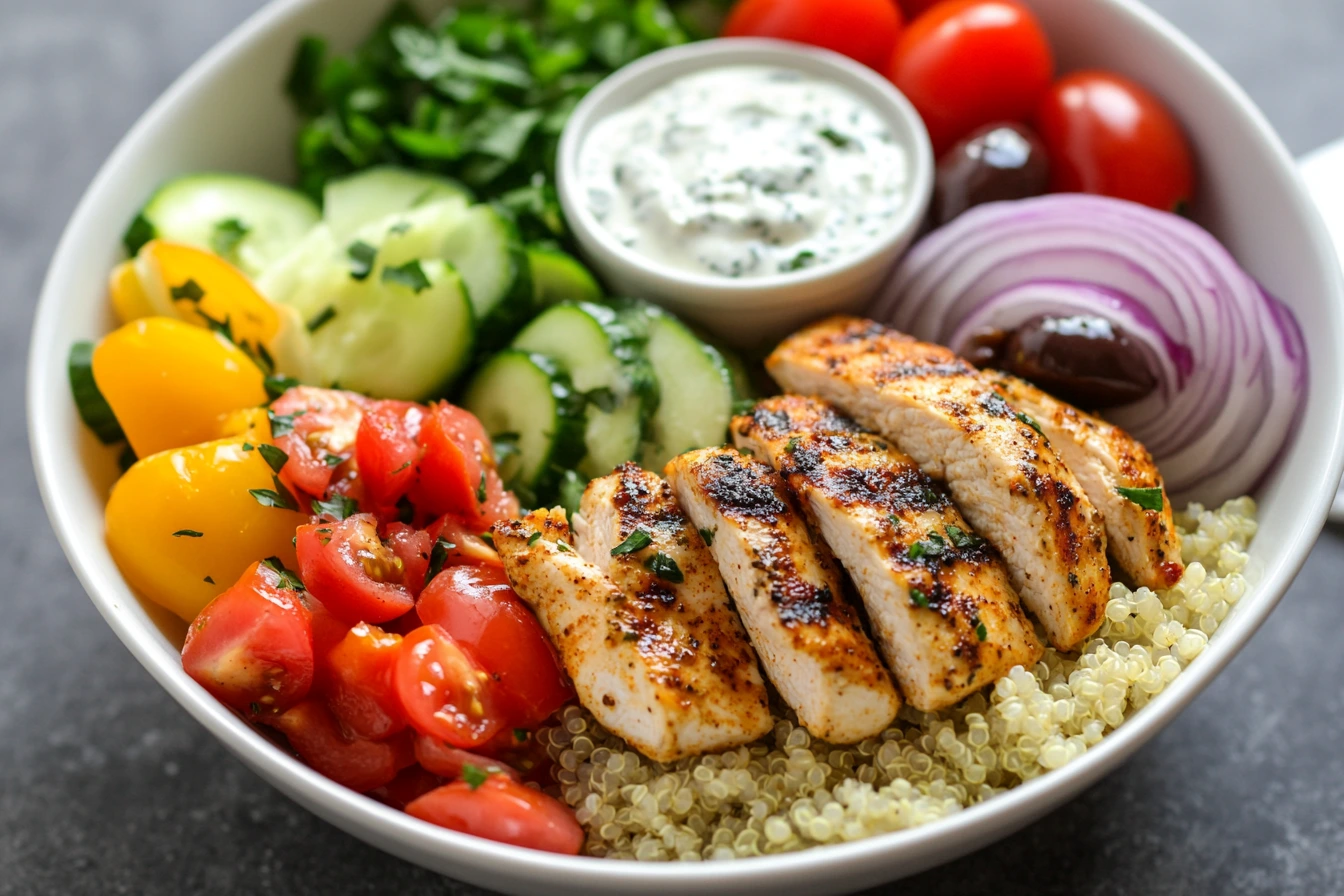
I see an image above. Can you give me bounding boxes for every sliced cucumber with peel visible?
[529,247,602,307]
[323,166,473,242]
[129,173,321,277]
[443,205,532,351]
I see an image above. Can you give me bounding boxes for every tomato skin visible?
[428,515,505,569]
[405,777,584,855]
[418,565,573,729]
[900,0,948,17]
[270,387,368,499]
[722,0,903,71]
[887,0,1054,154]
[307,598,351,663]
[356,401,424,510]
[268,699,415,793]
[322,622,407,740]
[1034,70,1194,211]
[295,514,415,625]
[411,402,518,528]
[367,764,446,811]
[414,735,520,781]
[181,561,313,718]
[394,624,506,749]
[382,523,434,596]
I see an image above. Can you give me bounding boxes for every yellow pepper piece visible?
[216,406,272,441]
[109,260,154,324]
[92,317,267,459]
[136,240,282,349]
[107,436,305,621]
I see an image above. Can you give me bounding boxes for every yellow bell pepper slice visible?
[135,240,281,349]
[109,260,154,324]
[92,317,267,459]
[216,406,272,441]
[107,435,306,621]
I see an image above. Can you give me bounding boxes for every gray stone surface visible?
[3,0,1343,893]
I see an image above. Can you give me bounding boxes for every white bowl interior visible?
[26,0,1344,894]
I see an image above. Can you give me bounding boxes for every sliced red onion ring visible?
[871,194,1306,504]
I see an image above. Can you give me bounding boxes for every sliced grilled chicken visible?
[988,372,1184,590]
[494,508,770,763]
[734,396,1043,710]
[664,448,900,743]
[571,463,773,757]
[767,317,1109,650]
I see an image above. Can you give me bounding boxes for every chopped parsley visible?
[203,576,215,585]
[478,531,495,548]
[623,630,639,641]
[311,494,359,520]
[887,514,902,528]
[818,127,853,148]
[395,495,415,524]
[644,552,684,584]
[267,409,304,438]
[513,728,529,743]
[122,212,155,257]
[475,471,488,504]
[382,259,431,293]
[1015,411,1044,436]
[257,443,289,474]
[424,537,456,585]
[347,240,377,280]
[263,556,306,592]
[263,373,300,400]
[461,763,489,790]
[610,529,652,556]
[698,527,716,546]
[527,531,542,546]
[324,454,345,467]
[785,436,801,454]
[555,540,571,553]
[909,587,930,608]
[1116,486,1164,512]
[975,621,988,642]
[170,279,205,302]
[172,529,204,538]
[249,476,299,511]
[306,305,337,333]
[782,250,816,272]
[391,460,412,474]
[907,532,947,561]
[211,218,251,258]
[945,524,983,550]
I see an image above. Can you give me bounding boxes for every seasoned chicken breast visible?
[572,463,773,757]
[495,507,770,763]
[988,372,1184,590]
[768,317,1109,650]
[734,396,1044,710]
[664,448,900,743]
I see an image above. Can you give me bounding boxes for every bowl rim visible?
[25,0,1344,891]
[554,37,936,299]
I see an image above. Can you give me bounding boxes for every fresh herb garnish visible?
[887,514,902,528]
[122,212,156,257]
[945,524,983,550]
[475,471,488,504]
[311,494,359,520]
[527,531,542,546]
[242,443,254,452]
[1116,486,1164,512]
[257,443,289,474]
[818,128,853,148]
[306,305,337,333]
[263,556,306,592]
[347,240,377,280]
[513,728,529,743]
[382,259,431,292]
[909,587,930,608]
[203,576,215,585]
[555,540,571,553]
[644,552,683,584]
[698,527,716,546]
[391,460,412,474]
[907,532,947,561]
[461,763,489,790]
[782,250,817,272]
[211,218,251,258]
[785,436,801,454]
[267,409,304,438]
[425,537,456,585]
[975,621,988,642]
[623,630,639,641]
[324,454,344,467]
[263,373,300,400]
[611,529,652,556]
[250,476,299,511]
[173,529,204,538]
[170,279,205,302]
[1015,411,1044,436]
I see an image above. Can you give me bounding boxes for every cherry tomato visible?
[181,561,313,719]
[394,624,506,749]
[268,699,415,793]
[270,386,368,499]
[428,515,505,569]
[382,522,434,596]
[356,400,424,510]
[414,735,519,782]
[367,764,446,811]
[322,622,406,740]
[418,565,573,729]
[405,776,584,855]
[900,0,948,17]
[411,402,521,528]
[886,0,1054,154]
[307,597,351,664]
[295,514,415,624]
[722,0,903,71]
[1034,70,1194,211]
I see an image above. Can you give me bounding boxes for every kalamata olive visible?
[934,123,1050,225]
[967,315,1158,409]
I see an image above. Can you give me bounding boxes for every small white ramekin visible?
[555,38,935,347]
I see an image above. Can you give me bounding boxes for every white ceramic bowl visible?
[555,38,935,346]
[25,0,1344,894]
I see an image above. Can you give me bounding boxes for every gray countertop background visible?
[4,0,1344,893]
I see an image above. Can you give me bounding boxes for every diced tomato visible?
[723,0,904,71]
[270,386,369,499]
[428,516,505,569]
[418,565,573,729]
[322,622,406,740]
[356,400,424,510]
[383,607,425,637]
[405,777,584,855]
[382,522,434,596]
[367,764,446,811]
[295,514,415,624]
[414,735,519,781]
[394,624,506,749]
[268,699,415,793]
[181,561,313,719]
[412,403,492,524]
[307,597,352,662]
[476,467,521,528]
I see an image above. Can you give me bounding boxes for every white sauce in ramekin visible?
[577,65,911,280]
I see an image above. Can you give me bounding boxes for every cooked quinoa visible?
[538,497,1259,860]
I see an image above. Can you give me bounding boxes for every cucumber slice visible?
[512,302,654,479]
[323,166,473,241]
[132,173,321,277]
[638,305,750,470]
[68,341,124,444]
[463,351,586,500]
[529,247,602,307]
[443,205,532,352]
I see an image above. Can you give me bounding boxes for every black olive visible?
[969,315,1159,409]
[934,123,1050,225]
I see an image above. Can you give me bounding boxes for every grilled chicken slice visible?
[494,507,770,763]
[768,317,1109,650]
[570,463,773,758]
[664,448,900,743]
[988,373,1184,590]
[734,396,1043,710]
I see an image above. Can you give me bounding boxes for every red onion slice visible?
[872,194,1306,504]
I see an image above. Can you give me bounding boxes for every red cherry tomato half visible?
[182,561,313,719]
[356,400,425,510]
[887,0,1054,154]
[405,776,584,855]
[722,0,904,71]
[322,622,406,740]
[382,522,435,597]
[414,735,520,782]
[295,514,415,625]
[367,764,446,811]
[270,386,369,499]
[394,624,506,749]
[307,598,351,664]
[900,0,949,18]
[418,565,573,729]
[1034,69,1195,211]
[411,403,488,522]
[428,515,505,569]
[268,699,415,793]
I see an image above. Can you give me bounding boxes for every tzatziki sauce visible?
[577,65,911,280]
